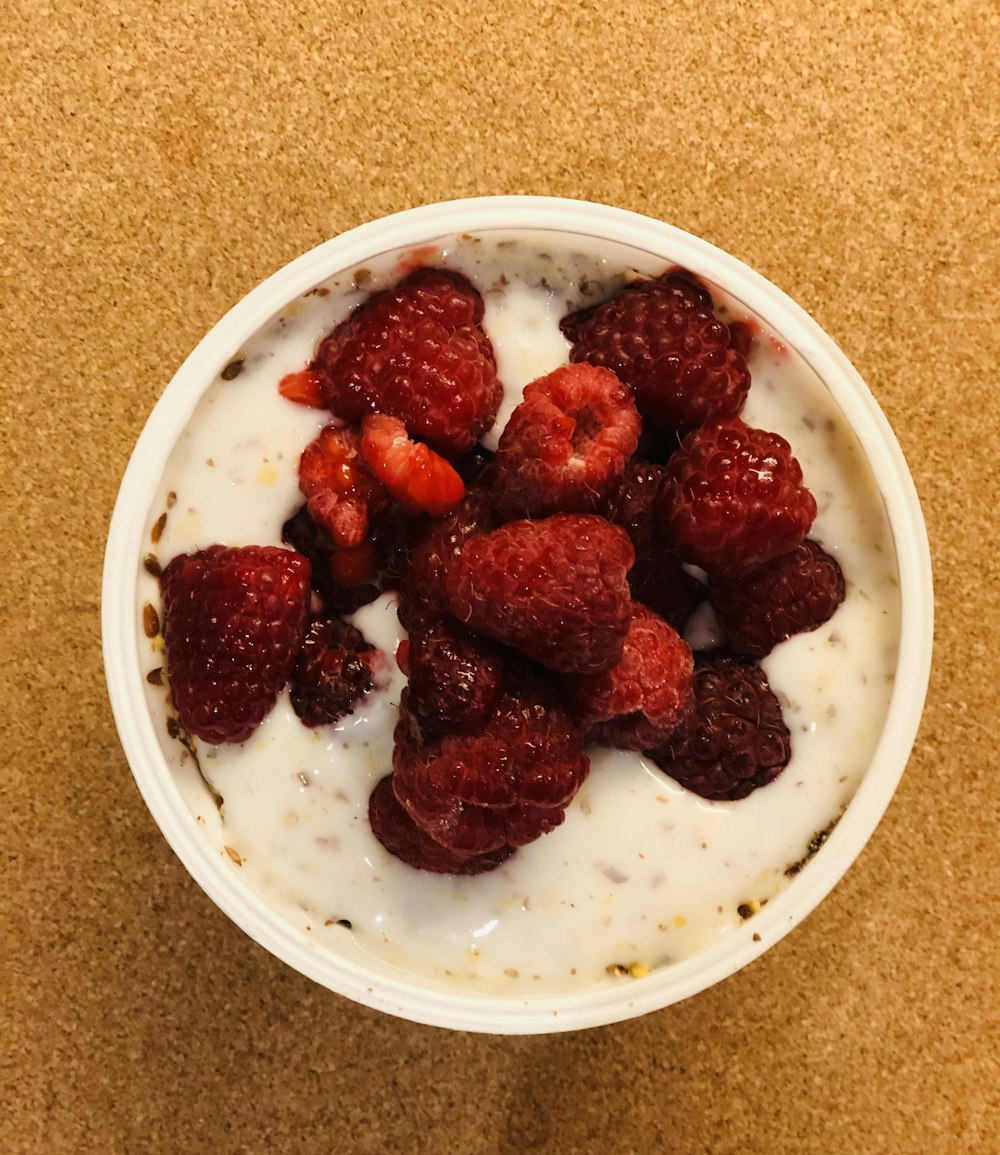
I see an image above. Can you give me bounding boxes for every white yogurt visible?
[137,233,900,995]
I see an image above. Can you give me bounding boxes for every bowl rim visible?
[102,195,933,1033]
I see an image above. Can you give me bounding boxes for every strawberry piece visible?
[444,513,634,674]
[493,363,640,518]
[278,369,327,409]
[368,775,514,876]
[314,267,502,458]
[297,424,388,549]
[160,545,311,744]
[661,416,817,575]
[561,270,751,431]
[359,413,465,516]
[565,604,694,750]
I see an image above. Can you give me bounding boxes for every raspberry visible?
[368,775,514,876]
[359,413,465,516]
[648,655,791,800]
[297,424,388,549]
[278,368,326,408]
[601,460,705,630]
[391,677,589,855]
[561,271,751,431]
[710,539,846,657]
[289,616,382,727]
[492,364,640,518]
[565,604,694,750]
[281,505,380,616]
[405,620,505,740]
[160,545,311,744]
[444,514,634,674]
[314,267,502,458]
[396,488,497,631]
[661,416,817,575]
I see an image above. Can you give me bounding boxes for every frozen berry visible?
[359,413,465,516]
[314,267,502,458]
[711,539,846,657]
[562,271,751,431]
[444,514,634,674]
[601,460,705,630]
[493,363,640,518]
[281,504,380,616]
[298,424,388,549]
[565,603,694,750]
[392,677,589,855]
[368,775,513,876]
[661,416,817,575]
[405,620,505,740]
[289,617,382,727]
[648,655,791,800]
[160,545,311,744]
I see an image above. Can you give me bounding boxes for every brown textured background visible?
[3,1,998,1151]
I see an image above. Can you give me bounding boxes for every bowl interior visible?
[103,197,932,1033]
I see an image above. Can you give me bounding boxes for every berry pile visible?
[158,257,848,879]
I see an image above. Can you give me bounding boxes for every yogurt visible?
[137,232,900,996]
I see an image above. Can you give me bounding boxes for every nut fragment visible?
[142,603,160,638]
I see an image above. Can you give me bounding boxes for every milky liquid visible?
[137,233,900,995]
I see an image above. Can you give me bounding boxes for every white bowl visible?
[103,196,933,1033]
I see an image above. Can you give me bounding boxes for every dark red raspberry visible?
[160,545,311,744]
[297,424,388,549]
[561,270,751,432]
[601,460,706,631]
[396,488,497,631]
[289,617,382,727]
[444,514,635,674]
[565,603,694,750]
[492,364,640,518]
[661,416,817,575]
[648,655,791,800]
[391,677,589,855]
[368,775,514,876]
[405,619,505,740]
[281,504,380,616]
[313,267,502,458]
[711,539,846,657]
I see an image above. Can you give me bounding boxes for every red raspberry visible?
[160,545,311,744]
[405,620,505,740]
[710,539,846,657]
[565,604,694,750]
[297,424,388,549]
[661,416,817,575]
[359,413,465,516]
[444,514,635,674]
[601,460,706,631]
[391,678,589,855]
[278,368,326,408]
[314,267,502,458]
[368,775,514,876]
[561,271,751,431]
[492,364,640,518]
[396,488,497,631]
[648,655,791,800]
[289,617,383,727]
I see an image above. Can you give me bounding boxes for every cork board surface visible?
[3,1,998,1151]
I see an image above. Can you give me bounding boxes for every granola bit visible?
[737,900,762,920]
[142,602,160,638]
[166,491,177,509]
[143,553,162,578]
[606,963,630,977]
[150,511,168,544]
[504,967,519,978]
[353,267,371,287]
[628,963,650,979]
[785,816,841,877]
[224,845,244,866]
[753,932,762,942]
[146,667,164,686]
[221,358,245,381]
[166,715,181,739]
